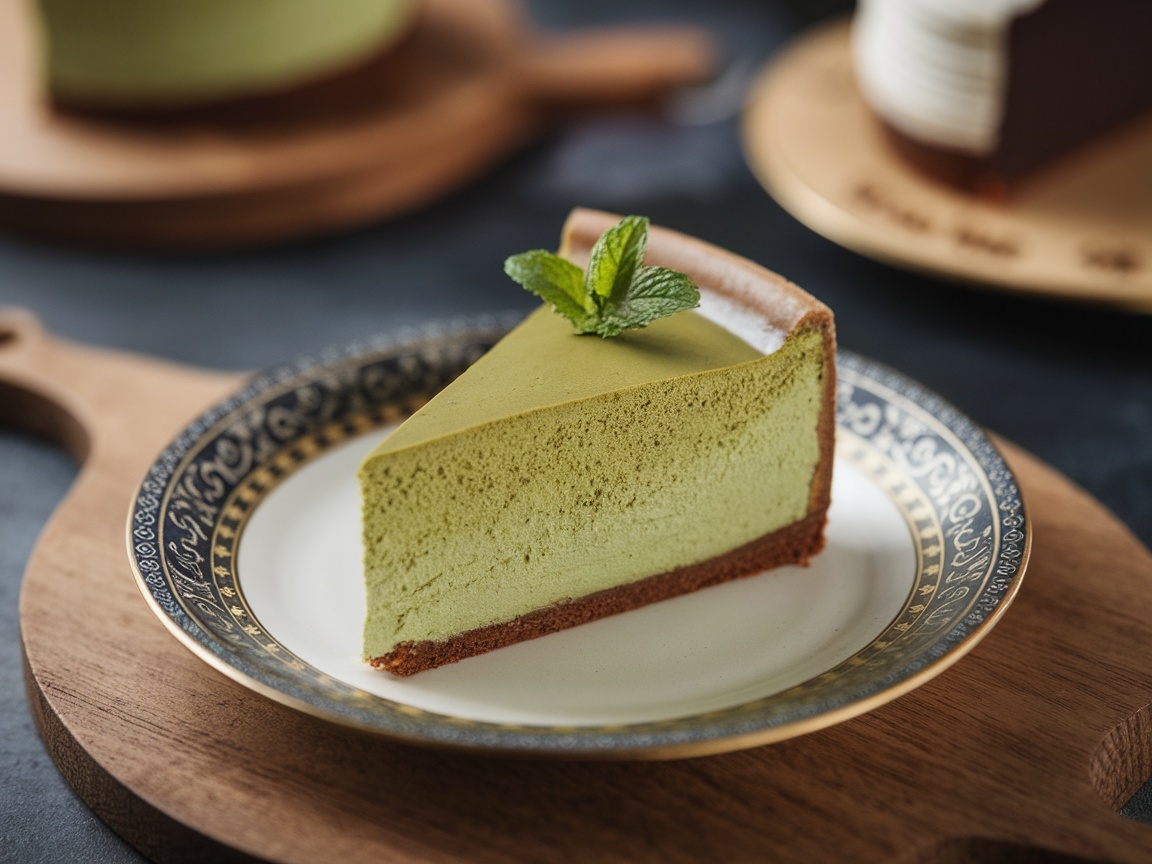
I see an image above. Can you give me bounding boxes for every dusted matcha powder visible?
[359,307,825,659]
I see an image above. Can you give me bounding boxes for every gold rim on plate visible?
[127,324,1029,759]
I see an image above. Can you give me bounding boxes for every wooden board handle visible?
[0,307,239,461]
[518,26,717,106]
[0,309,93,459]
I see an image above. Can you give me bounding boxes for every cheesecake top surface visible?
[371,304,765,456]
[366,208,833,463]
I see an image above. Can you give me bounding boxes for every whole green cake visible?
[37,0,415,108]
[360,210,836,675]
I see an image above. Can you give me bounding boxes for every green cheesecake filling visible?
[360,305,826,659]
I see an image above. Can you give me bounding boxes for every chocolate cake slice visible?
[853,0,1152,195]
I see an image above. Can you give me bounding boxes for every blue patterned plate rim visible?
[127,318,1030,759]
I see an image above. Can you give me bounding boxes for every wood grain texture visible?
[5,308,1152,862]
[0,0,713,250]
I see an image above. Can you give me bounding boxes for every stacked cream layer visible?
[359,209,836,673]
[852,0,1044,154]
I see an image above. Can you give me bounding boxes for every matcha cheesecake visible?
[37,0,416,110]
[360,210,836,675]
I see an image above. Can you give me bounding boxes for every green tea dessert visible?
[361,210,836,675]
[37,0,416,109]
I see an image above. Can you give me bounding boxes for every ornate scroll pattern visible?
[128,340,1028,753]
[730,354,1028,725]
[679,354,1027,734]
[130,319,512,701]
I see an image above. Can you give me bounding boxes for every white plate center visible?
[239,430,915,726]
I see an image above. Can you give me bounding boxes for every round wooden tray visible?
[7,308,1152,862]
[742,19,1152,312]
[0,0,713,250]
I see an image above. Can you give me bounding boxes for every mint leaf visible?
[503,216,700,337]
[504,250,591,327]
[585,215,648,305]
[595,266,700,337]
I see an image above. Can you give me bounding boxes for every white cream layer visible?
[852,0,1045,154]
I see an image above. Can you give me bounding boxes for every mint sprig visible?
[503,215,700,337]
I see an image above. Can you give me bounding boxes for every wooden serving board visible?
[7,308,1152,862]
[0,0,712,250]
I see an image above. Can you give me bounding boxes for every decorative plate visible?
[128,320,1029,759]
[742,20,1152,312]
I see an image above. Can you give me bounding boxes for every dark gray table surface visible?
[3,1,1152,861]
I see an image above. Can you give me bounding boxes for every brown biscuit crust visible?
[369,509,828,676]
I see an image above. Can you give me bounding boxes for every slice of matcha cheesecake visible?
[360,209,836,675]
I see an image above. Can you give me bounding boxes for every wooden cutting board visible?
[6,308,1152,862]
[0,0,712,250]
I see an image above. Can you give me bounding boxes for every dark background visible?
[3,0,1151,860]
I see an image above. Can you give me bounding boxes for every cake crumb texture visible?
[360,324,827,659]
